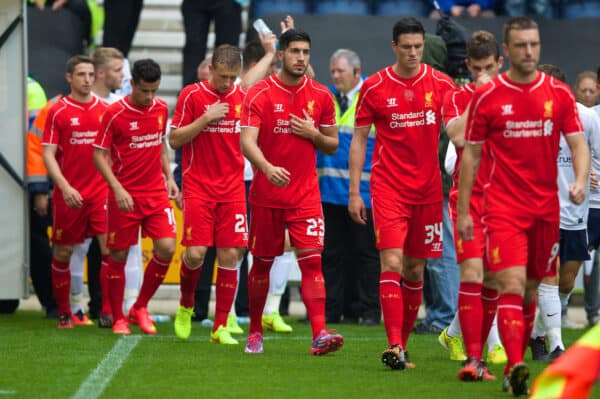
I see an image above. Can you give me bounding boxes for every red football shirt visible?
[466,72,584,218]
[171,81,245,201]
[241,75,336,208]
[94,96,169,196]
[355,64,455,204]
[442,83,489,205]
[42,95,108,200]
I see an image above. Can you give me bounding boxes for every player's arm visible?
[161,140,179,199]
[169,101,229,149]
[446,103,470,148]
[241,32,277,89]
[456,142,482,240]
[289,110,339,154]
[566,133,590,205]
[348,125,369,225]
[241,126,290,186]
[42,145,83,208]
[93,147,134,212]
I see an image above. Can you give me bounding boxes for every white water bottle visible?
[253,18,272,36]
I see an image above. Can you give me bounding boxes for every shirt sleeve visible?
[241,85,264,129]
[355,80,375,128]
[94,108,114,150]
[442,89,463,127]
[42,104,60,146]
[559,87,584,136]
[170,86,194,129]
[319,91,336,127]
[465,88,488,144]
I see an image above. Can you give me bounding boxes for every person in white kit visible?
[529,64,600,362]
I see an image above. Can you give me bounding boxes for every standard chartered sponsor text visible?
[503,119,544,138]
[129,132,162,149]
[70,131,97,145]
[390,110,425,128]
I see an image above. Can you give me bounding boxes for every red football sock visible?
[380,271,403,347]
[401,279,423,349]
[481,286,499,347]
[458,282,483,359]
[51,258,71,315]
[248,256,273,334]
[106,256,126,322]
[213,267,238,332]
[497,293,524,375]
[297,252,326,340]
[134,252,171,310]
[179,256,202,309]
[522,299,537,357]
[100,255,112,316]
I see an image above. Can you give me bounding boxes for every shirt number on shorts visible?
[424,223,443,245]
[235,214,247,233]
[306,218,324,237]
[164,208,176,225]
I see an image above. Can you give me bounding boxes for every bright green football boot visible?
[262,311,293,333]
[210,325,239,345]
[226,314,244,334]
[174,305,194,340]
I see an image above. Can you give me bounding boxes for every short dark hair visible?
[243,40,266,70]
[278,29,311,51]
[467,31,499,61]
[503,16,538,45]
[131,59,161,84]
[538,64,566,83]
[597,65,600,83]
[66,55,93,74]
[392,17,425,44]
[212,44,242,70]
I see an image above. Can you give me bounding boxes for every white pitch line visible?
[0,390,16,395]
[142,334,380,342]
[71,335,141,399]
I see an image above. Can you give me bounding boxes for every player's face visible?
[503,28,540,76]
[102,58,124,91]
[392,33,424,73]
[280,40,310,78]
[466,55,503,83]
[66,62,94,96]
[330,57,359,94]
[130,78,160,107]
[209,63,240,94]
[575,77,599,107]
[197,63,211,81]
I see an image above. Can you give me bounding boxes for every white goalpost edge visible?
[0,0,28,300]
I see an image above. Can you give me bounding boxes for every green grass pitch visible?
[1,311,597,398]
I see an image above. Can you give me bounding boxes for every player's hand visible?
[166,177,179,199]
[348,193,367,225]
[290,110,317,141]
[265,164,291,187]
[36,0,68,10]
[474,72,492,87]
[61,184,83,208]
[33,193,49,217]
[203,101,229,124]
[569,182,586,205]
[591,170,599,191]
[280,15,294,34]
[258,31,277,54]
[114,187,134,212]
[175,191,183,210]
[456,213,474,241]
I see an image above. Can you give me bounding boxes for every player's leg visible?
[70,238,93,324]
[123,238,143,315]
[245,206,284,353]
[263,231,294,333]
[288,205,343,356]
[210,201,248,344]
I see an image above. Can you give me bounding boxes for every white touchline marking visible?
[0,390,16,395]
[71,335,141,399]
[142,335,378,342]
